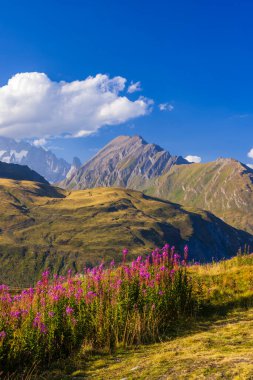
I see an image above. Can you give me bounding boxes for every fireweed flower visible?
[0,244,194,369]
[74,288,83,301]
[170,269,175,278]
[42,270,49,277]
[0,285,9,292]
[33,313,41,327]
[0,331,6,344]
[39,323,47,334]
[184,245,189,261]
[110,259,115,268]
[0,331,6,338]
[10,310,21,319]
[122,248,128,262]
[13,295,22,302]
[66,306,74,315]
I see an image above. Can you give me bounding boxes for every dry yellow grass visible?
[1,179,249,286]
[37,308,253,380]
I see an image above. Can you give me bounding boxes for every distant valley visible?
[0,135,252,286]
[0,176,251,286]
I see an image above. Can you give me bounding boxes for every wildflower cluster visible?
[0,245,197,371]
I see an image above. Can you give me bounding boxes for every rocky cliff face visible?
[65,157,82,182]
[60,135,189,189]
[0,137,71,183]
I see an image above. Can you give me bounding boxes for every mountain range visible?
[60,135,189,189]
[0,136,71,183]
[141,158,253,235]
[0,134,252,286]
[60,135,253,235]
[0,177,251,286]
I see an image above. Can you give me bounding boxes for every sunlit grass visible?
[2,249,253,379]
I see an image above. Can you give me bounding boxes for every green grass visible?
[0,179,250,287]
[40,309,253,380]
[5,253,253,380]
[190,253,253,313]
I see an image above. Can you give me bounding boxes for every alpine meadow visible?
[0,1,253,379]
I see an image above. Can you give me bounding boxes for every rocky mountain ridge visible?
[60,135,253,235]
[60,135,189,189]
[0,136,71,183]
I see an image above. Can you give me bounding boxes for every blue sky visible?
[0,0,252,165]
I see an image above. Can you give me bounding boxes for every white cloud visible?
[185,155,202,163]
[159,103,174,112]
[0,72,152,139]
[33,137,47,147]
[127,81,142,94]
[246,163,253,169]
[247,148,253,159]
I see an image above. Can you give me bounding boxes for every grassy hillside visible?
[43,255,253,380]
[0,161,48,184]
[0,179,251,286]
[141,158,253,234]
[7,254,253,380]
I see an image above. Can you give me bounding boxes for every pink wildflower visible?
[66,306,74,315]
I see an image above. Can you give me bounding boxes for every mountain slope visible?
[60,135,253,235]
[60,135,189,189]
[141,158,253,234]
[0,136,70,182]
[0,180,251,286]
[0,161,48,183]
